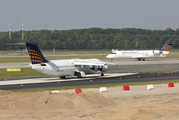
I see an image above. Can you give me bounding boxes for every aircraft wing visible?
[73,61,118,66]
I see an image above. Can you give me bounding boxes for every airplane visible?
[106,42,173,61]
[26,42,117,79]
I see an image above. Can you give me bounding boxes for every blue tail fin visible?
[160,42,173,51]
[26,42,48,64]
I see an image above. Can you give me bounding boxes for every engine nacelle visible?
[153,50,161,54]
[90,66,98,71]
[98,66,108,72]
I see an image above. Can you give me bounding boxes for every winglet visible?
[160,42,173,51]
[26,42,48,64]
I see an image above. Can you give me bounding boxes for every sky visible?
[1,0,179,32]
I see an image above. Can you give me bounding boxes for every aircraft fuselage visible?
[32,59,106,76]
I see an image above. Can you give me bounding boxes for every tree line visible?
[0,27,179,50]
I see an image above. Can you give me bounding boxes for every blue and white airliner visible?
[26,42,117,79]
[106,42,173,61]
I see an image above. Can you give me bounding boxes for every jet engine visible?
[90,66,98,71]
[98,65,108,72]
[153,50,161,54]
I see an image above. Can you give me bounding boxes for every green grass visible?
[0,57,30,63]
[42,50,111,54]
[0,55,107,63]
[165,53,179,58]
[0,68,44,79]
[10,79,179,92]
[0,50,111,56]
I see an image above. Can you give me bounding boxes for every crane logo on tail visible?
[161,42,173,52]
[26,42,48,64]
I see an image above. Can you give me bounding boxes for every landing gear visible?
[60,76,66,79]
[74,71,85,78]
[77,72,83,78]
[101,73,104,76]
[137,58,145,61]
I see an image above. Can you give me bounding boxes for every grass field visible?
[0,55,107,63]
[0,68,44,79]
[0,50,111,56]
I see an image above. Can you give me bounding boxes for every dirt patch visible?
[0,83,179,120]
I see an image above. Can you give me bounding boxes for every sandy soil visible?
[0,83,179,120]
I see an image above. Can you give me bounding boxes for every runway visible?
[0,58,179,90]
[0,73,136,86]
[0,72,179,90]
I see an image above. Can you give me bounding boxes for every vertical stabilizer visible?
[26,42,48,64]
[160,42,173,51]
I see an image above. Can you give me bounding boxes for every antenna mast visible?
[21,19,24,40]
[8,19,12,38]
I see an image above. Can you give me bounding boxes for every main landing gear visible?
[59,76,66,79]
[60,72,105,79]
[74,71,83,78]
[77,72,83,78]
[137,58,145,61]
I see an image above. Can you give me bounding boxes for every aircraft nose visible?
[106,55,111,58]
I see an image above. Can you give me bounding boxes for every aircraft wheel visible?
[101,73,104,76]
[77,72,82,78]
[60,76,66,79]
[142,58,145,61]
[138,58,141,61]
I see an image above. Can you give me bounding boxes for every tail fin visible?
[26,42,48,64]
[160,42,173,51]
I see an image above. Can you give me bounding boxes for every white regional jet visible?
[106,42,173,61]
[26,42,117,79]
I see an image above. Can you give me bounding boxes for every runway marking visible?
[0,73,137,86]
